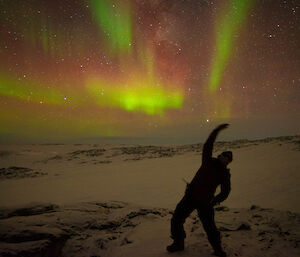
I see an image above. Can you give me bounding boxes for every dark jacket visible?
[187,128,231,204]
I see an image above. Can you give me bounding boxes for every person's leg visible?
[167,195,195,252]
[197,205,226,257]
[171,195,195,239]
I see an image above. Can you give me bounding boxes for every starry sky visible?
[0,0,299,144]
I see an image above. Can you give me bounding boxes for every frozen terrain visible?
[0,135,299,256]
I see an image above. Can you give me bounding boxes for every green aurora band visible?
[209,0,256,91]
[0,74,66,105]
[0,72,183,115]
[91,0,132,54]
[87,78,183,115]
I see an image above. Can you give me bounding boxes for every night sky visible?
[0,0,299,144]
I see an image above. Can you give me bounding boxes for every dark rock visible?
[0,227,69,257]
[69,149,106,157]
[89,221,121,230]
[94,202,125,209]
[0,167,47,180]
[0,239,67,257]
[252,214,262,218]
[121,237,133,246]
[237,223,251,230]
[0,227,68,244]
[95,238,107,249]
[215,206,229,212]
[126,209,164,219]
[250,205,261,210]
[0,204,59,219]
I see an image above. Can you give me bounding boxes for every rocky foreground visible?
[0,202,299,257]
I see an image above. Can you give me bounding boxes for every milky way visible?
[0,0,299,143]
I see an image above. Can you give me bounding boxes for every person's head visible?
[218,151,233,166]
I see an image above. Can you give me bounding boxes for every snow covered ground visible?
[0,136,299,256]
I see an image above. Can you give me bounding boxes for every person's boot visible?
[166,239,184,252]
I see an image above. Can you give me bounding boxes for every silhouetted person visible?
[167,123,232,257]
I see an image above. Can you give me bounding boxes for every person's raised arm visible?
[202,123,229,163]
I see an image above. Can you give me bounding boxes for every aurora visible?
[0,0,298,143]
[208,0,256,91]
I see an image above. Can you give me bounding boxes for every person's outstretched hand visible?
[216,123,229,131]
